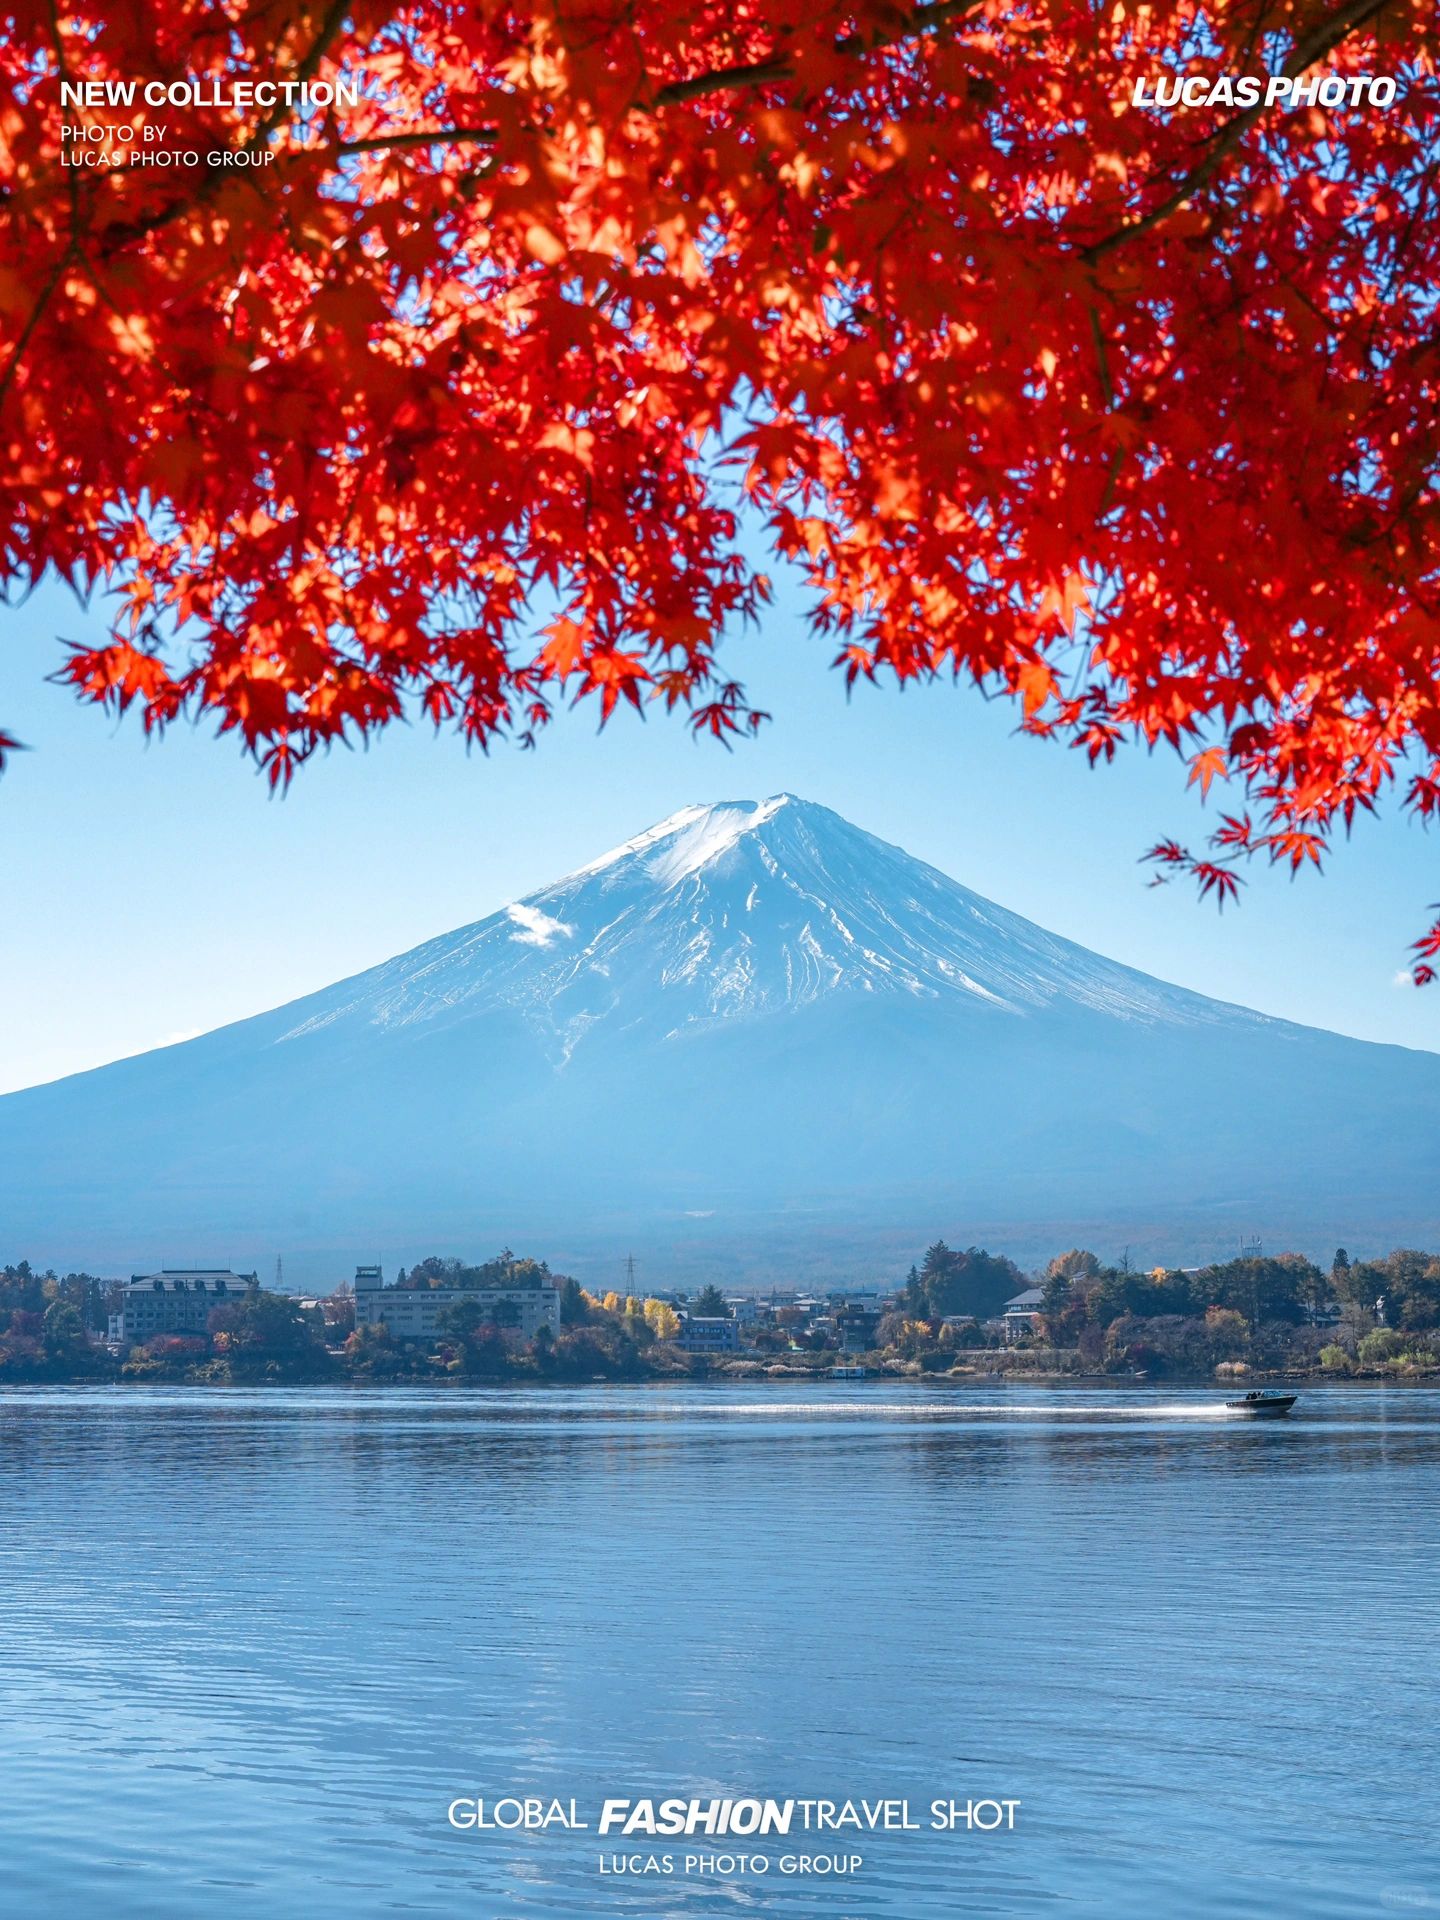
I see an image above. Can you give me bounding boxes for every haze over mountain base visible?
[5,796,1436,1287]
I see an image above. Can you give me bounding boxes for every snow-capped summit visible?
[1,794,1436,1283]
[274,793,1267,1060]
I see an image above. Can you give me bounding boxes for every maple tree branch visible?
[0,245,77,410]
[651,0,986,107]
[92,0,365,250]
[339,0,989,146]
[1088,305,1115,408]
[336,124,500,154]
[43,0,70,86]
[0,240,77,408]
[1081,0,1398,262]
[651,55,795,108]
[246,0,356,150]
[45,0,86,258]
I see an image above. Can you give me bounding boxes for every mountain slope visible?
[2,794,1436,1284]
[268,794,1280,1053]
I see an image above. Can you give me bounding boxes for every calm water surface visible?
[1,1382,1436,1919]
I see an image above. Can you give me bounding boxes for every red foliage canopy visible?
[1,2,1437,959]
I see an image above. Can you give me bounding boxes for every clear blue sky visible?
[2,560,1437,1095]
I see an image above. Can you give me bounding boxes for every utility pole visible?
[624,1252,638,1294]
[274,1254,284,1293]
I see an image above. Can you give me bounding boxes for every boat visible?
[1225,1390,1297,1418]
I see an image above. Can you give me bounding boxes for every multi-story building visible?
[679,1315,740,1353]
[1002,1287,1046,1343]
[109,1270,258,1343]
[834,1302,881,1352]
[351,1265,561,1342]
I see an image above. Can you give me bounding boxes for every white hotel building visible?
[351,1265,561,1341]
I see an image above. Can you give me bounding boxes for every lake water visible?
[1,1382,1436,1918]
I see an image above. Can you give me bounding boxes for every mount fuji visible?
[3,794,1437,1285]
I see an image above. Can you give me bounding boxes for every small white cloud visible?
[683,1209,716,1219]
[1392,969,1416,989]
[507,903,575,949]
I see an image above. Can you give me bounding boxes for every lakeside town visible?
[2,1240,1439,1387]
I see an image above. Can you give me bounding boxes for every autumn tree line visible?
[0,1255,698,1385]
[2,1240,1439,1384]
[883,1241,1440,1379]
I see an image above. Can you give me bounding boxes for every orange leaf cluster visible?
[0,0,1437,964]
